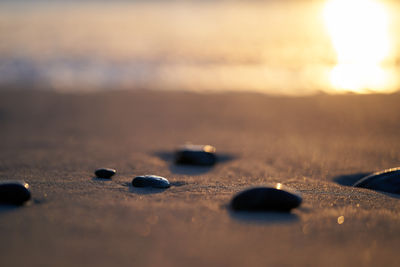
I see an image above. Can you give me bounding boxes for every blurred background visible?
[0,0,399,95]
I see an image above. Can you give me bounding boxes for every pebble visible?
[353,167,400,194]
[0,180,31,205]
[175,144,217,166]
[132,175,170,188]
[231,184,302,211]
[94,168,116,179]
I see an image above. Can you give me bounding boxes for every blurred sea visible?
[0,0,399,95]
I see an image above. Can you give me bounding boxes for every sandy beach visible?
[0,89,399,266]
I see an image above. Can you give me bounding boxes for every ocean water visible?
[0,0,399,95]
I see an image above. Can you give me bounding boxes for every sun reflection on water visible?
[0,1,399,94]
[324,0,396,93]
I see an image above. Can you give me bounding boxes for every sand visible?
[0,89,400,267]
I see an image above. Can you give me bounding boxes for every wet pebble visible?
[231,184,302,211]
[94,168,116,179]
[175,144,217,166]
[132,175,170,188]
[0,181,31,205]
[353,167,400,194]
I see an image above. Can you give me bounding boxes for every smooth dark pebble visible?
[0,180,31,205]
[231,184,302,212]
[175,144,217,166]
[132,175,170,188]
[94,168,116,179]
[353,167,400,194]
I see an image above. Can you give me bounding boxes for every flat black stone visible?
[132,175,170,188]
[231,184,302,212]
[175,144,217,166]
[0,181,31,205]
[94,168,116,179]
[353,167,400,194]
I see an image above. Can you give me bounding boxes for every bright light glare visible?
[324,0,392,93]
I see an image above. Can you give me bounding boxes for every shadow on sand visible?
[333,171,400,199]
[227,206,299,224]
[0,204,25,214]
[0,197,47,213]
[154,151,236,175]
[128,185,168,195]
[92,177,113,182]
[332,172,371,186]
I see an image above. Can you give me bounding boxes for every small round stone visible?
[0,180,31,205]
[231,184,302,211]
[94,168,116,179]
[175,144,217,166]
[353,167,400,194]
[132,175,170,188]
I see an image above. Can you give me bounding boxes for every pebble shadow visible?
[0,204,26,214]
[92,177,113,182]
[227,205,299,224]
[332,172,371,186]
[169,165,213,175]
[154,151,236,175]
[380,191,400,199]
[170,181,187,187]
[0,197,47,213]
[333,172,400,199]
[124,182,168,195]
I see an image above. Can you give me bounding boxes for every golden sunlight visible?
[324,0,394,93]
